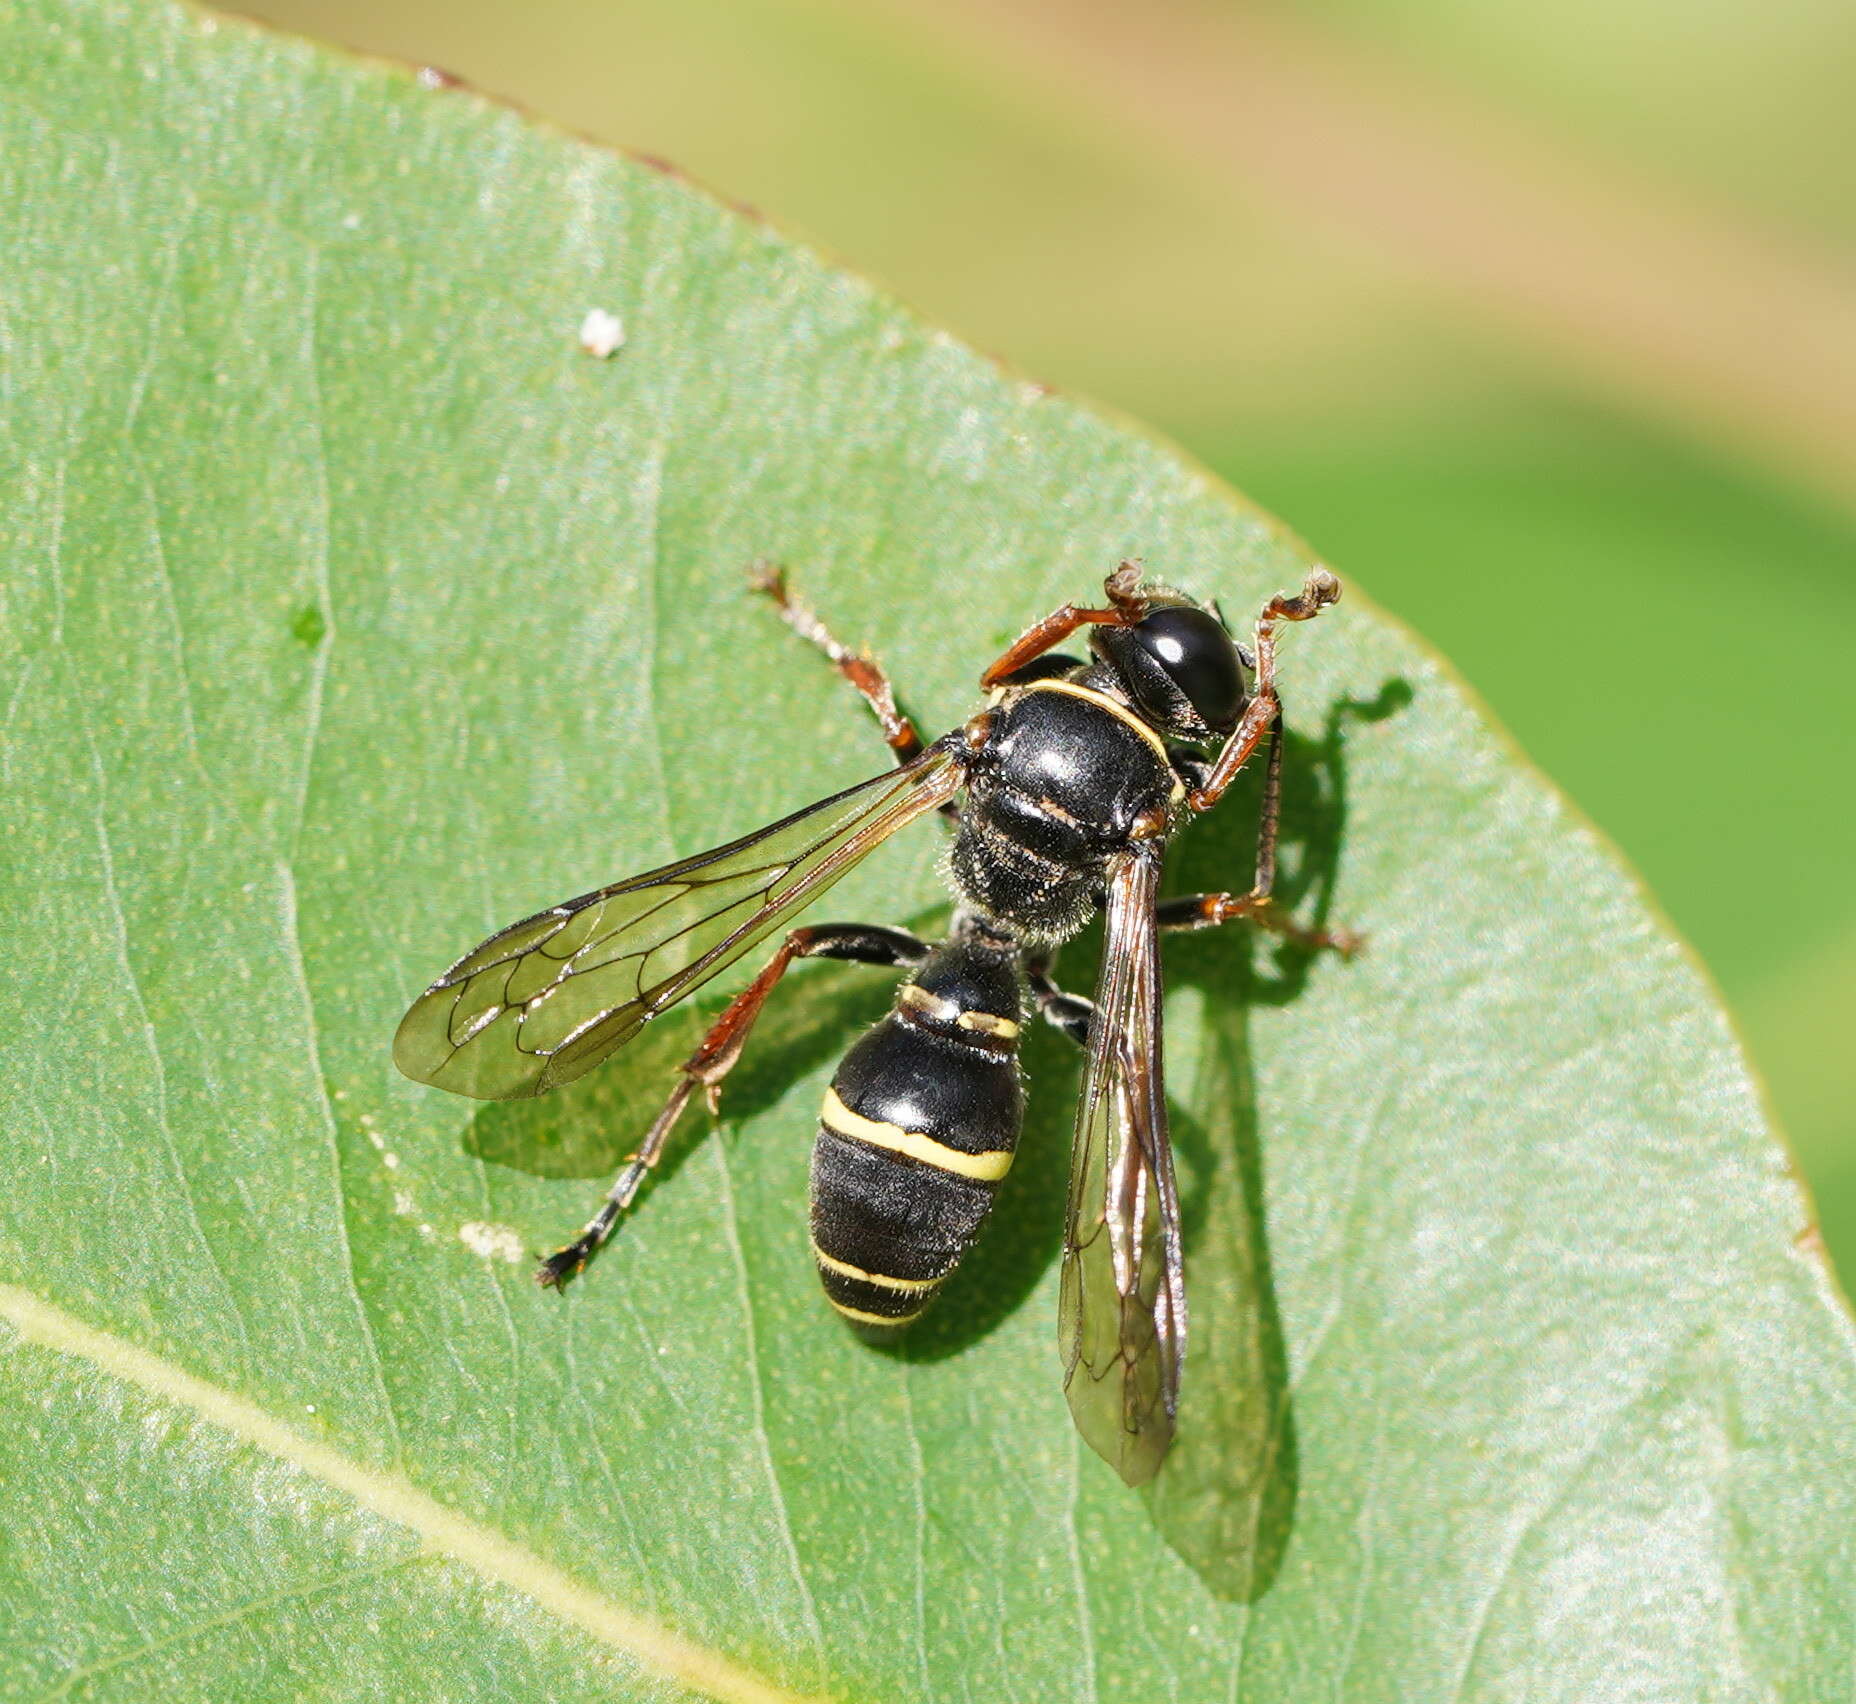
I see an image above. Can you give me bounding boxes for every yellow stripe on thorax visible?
[819,1086,1014,1182]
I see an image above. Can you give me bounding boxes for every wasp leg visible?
[1190,568,1340,812]
[1155,888,1361,956]
[750,562,926,766]
[991,652,1089,690]
[1248,709,1286,898]
[1028,961,1095,1049]
[1170,717,1285,894]
[979,561,1147,688]
[1171,699,1360,954]
[538,921,932,1288]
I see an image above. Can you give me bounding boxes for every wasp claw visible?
[537,1247,587,1290]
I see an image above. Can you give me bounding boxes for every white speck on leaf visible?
[389,1189,435,1239]
[578,308,626,358]
[458,1221,526,1264]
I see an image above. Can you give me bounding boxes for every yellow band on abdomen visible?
[898,982,1021,1039]
[820,1086,1014,1182]
[826,1297,925,1327]
[810,1239,944,1293]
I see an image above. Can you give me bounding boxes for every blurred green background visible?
[236,0,1856,1271]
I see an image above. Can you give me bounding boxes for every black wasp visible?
[395,562,1348,1484]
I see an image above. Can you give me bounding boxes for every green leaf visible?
[3,0,1852,1697]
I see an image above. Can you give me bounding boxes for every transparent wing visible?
[1059,844,1186,1486]
[394,743,964,1101]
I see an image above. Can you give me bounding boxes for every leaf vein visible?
[66,625,251,1361]
[277,856,404,1471]
[899,1363,931,1701]
[1066,1431,1101,1704]
[710,1137,827,1676]
[290,242,335,862]
[1444,1374,1667,1704]
[31,1554,424,1702]
[0,1286,826,1704]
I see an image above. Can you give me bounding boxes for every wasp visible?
[395,562,1347,1484]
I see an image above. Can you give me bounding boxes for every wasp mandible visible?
[395,562,1348,1484]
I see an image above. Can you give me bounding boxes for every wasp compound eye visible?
[1126,604,1247,735]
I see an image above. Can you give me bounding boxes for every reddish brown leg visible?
[978,561,1148,688]
[1189,568,1341,811]
[1156,889,1361,956]
[538,921,929,1288]
[1169,578,1356,957]
[751,563,924,764]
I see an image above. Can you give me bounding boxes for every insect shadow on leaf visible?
[1142,679,1409,1601]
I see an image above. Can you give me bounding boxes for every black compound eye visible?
[1130,605,1246,733]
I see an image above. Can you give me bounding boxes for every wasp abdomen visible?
[809,941,1025,1328]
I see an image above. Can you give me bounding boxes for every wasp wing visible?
[394,743,965,1101]
[1059,844,1186,1485]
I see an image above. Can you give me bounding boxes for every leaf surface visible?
[2,1,1853,1698]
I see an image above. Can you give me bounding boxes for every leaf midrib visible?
[0,1284,827,1704]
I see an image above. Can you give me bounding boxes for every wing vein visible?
[395,746,962,1100]
[1059,845,1183,1485]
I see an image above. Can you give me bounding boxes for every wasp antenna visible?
[1264,568,1342,624]
[1104,560,1147,613]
